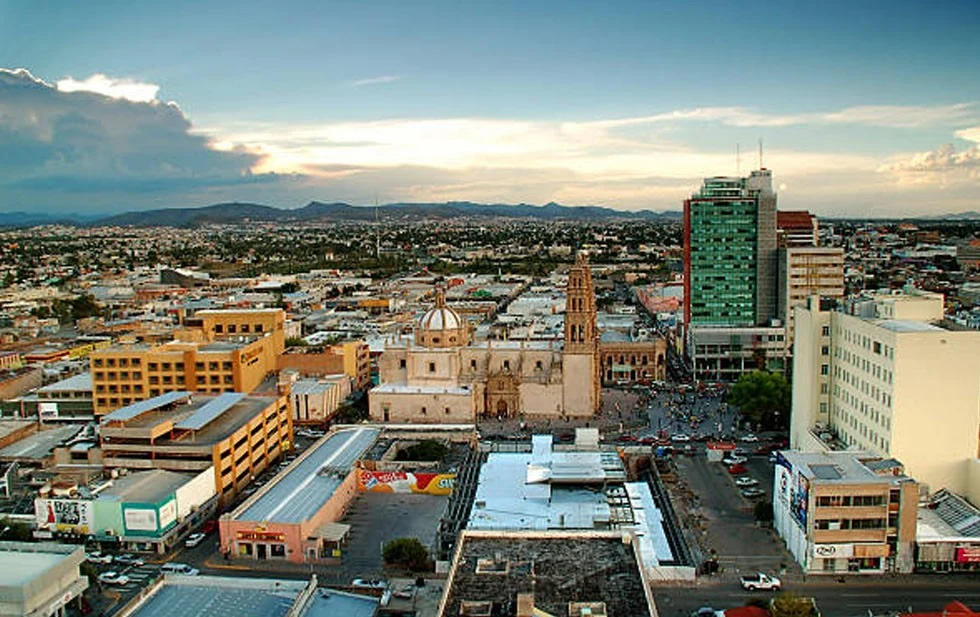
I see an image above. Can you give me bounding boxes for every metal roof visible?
[127,579,303,617]
[101,391,193,423]
[236,427,379,524]
[176,393,246,431]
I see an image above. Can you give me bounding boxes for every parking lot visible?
[338,491,450,580]
[666,448,797,580]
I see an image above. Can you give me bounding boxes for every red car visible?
[201,520,217,534]
[728,463,748,475]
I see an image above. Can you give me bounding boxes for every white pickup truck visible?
[740,572,781,591]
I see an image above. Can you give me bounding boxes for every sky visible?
[1,0,979,217]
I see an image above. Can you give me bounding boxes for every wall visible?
[369,389,473,424]
[175,466,217,520]
[562,354,597,417]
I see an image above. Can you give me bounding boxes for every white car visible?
[741,434,760,443]
[671,433,691,443]
[185,532,207,548]
[735,476,759,488]
[740,572,781,591]
[86,552,113,564]
[161,563,199,576]
[98,571,130,585]
[722,455,747,466]
[351,578,388,590]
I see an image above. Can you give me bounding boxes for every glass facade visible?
[688,179,759,326]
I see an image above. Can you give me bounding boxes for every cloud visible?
[877,143,980,186]
[0,67,281,206]
[348,75,402,88]
[56,73,160,103]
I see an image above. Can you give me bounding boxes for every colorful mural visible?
[356,470,455,495]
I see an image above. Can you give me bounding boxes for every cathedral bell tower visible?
[562,252,601,416]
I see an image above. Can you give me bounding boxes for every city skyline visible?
[2,0,979,217]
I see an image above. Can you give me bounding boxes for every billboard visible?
[38,402,58,421]
[36,499,92,534]
[357,470,455,495]
[791,470,810,530]
[158,499,177,531]
[955,547,980,563]
[124,508,158,532]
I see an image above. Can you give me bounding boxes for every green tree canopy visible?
[383,537,430,571]
[770,593,818,617]
[728,370,791,430]
[396,440,449,462]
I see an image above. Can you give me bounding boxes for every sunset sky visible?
[2,0,979,216]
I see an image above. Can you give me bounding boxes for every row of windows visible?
[814,518,886,530]
[213,323,264,334]
[816,495,885,507]
[93,357,141,368]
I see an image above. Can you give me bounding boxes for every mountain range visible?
[0,201,682,228]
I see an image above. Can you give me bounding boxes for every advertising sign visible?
[955,547,980,563]
[124,508,158,532]
[357,470,455,495]
[774,453,792,508]
[36,499,92,534]
[813,543,853,559]
[237,530,285,542]
[158,499,177,531]
[791,471,810,530]
[38,402,59,421]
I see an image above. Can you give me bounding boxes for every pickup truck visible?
[740,572,781,591]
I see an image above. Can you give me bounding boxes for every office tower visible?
[778,246,845,350]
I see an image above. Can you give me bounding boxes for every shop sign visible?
[813,543,853,559]
[237,530,285,542]
[955,547,980,563]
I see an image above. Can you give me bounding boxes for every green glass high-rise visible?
[684,170,777,327]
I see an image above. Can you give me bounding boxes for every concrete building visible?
[777,210,819,247]
[438,532,658,617]
[288,375,353,425]
[598,336,667,385]
[278,340,371,393]
[116,575,378,617]
[773,451,918,574]
[0,542,88,617]
[34,467,216,553]
[915,489,980,572]
[220,427,379,563]
[778,247,845,351]
[369,254,600,423]
[4,373,95,421]
[99,391,292,504]
[791,290,980,500]
[91,309,286,415]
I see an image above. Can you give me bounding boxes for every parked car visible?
[185,533,207,548]
[201,519,217,534]
[741,487,766,498]
[671,433,691,443]
[741,433,760,443]
[86,552,113,564]
[728,463,748,475]
[735,476,760,488]
[722,455,747,466]
[351,578,388,590]
[740,572,781,591]
[113,554,145,567]
[393,583,416,599]
[98,571,130,585]
[161,563,199,576]
[769,452,779,463]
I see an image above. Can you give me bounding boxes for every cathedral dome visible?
[419,305,462,331]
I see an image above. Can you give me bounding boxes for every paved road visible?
[653,576,980,617]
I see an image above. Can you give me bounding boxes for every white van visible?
[161,563,200,576]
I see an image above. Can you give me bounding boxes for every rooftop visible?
[777,451,908,485]
[101,391,194,423]
[99,469,193,504]
[373,383,472,395]
[0,424,81,460]
[37,371,92,393]
[0,542,81,589]
[124,576,305,617]
[236,427,379,524]
[874,319,945,333]
[441,534,653,617]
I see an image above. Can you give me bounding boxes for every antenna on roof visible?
[736,143,741,177]
[374,194,380,260]
[758,138,764,170]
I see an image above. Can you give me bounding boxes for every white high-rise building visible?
[791,290,980,503]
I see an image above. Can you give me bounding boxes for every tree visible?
[770,593,818,617]
[728,370,791,430]
[383,537,430,571]
[285,337,308,348]
[396,440,449,462]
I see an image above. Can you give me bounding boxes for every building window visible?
[535,360,543,371]
[254,324,263,332]
[399,359,406,369]
[215,325,223,333]
[445,407,451,415]
[820,364,829,375]
[428,362,436,373]
[470,359,477,370]
[822,326,830,337]
[421,407,427,415]
[241,324,250,333]
[821,346,829,356]
[228,324,237,333]
[503,360,510,371]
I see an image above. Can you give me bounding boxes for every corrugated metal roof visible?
[175,393,246,431]
[101,391,193,423]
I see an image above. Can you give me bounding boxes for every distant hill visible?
[93,201,682,228]
[0,211,101,228]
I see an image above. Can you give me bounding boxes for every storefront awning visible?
[310,522,351,543]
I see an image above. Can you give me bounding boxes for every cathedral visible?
[369,253,602,423]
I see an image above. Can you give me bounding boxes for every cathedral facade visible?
[369,254,601,423]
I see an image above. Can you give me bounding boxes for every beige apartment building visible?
[791,290,980,503]
[774,451,918,574]
[90,309,286,415]
[778,246,844,351]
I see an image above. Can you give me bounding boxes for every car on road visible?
[671,433,690,442]
[185,532,207,548]
[722,455,747,466]
[161,563,199,576]
[728,463,748,475]
[740,572,781,591]
[85,552,113,564]
[201,519,217,534]
[734,476,760,488]
[690,608,722,617]
[113,554,145,567]
[741,433,760,442]
[98,571,130,586]
[741,487,766,498]
[351,578,388,590]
